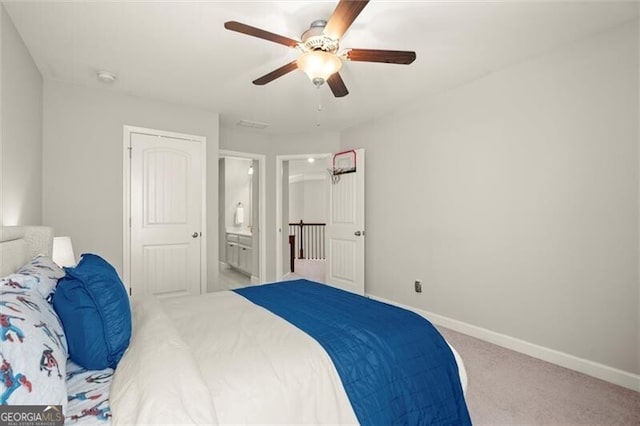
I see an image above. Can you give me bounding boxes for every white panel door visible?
[325,149,365,295]
[130,132,202,297]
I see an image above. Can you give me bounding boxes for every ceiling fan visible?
[224,0,416,98]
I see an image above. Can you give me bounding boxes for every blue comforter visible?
[234,279,472,425]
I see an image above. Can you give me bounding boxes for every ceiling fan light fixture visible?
[224,0,415,98]
[296,51,342,87]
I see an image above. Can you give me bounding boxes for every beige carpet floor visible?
[439,327,640,425]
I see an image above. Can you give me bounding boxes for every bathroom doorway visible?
[218,150,266,290]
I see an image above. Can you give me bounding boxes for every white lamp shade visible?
[296,51,342,83]
[52,236,76,267]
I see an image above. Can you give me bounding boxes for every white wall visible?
[219,127,340,281]
[343,22,639,375]
[289,178,327,223]
[223,157,252,231]
[289,180,304,225]
[43,80,220,291]
[637,14,640,382]
[303,179,327,223]
[1,5,42,226]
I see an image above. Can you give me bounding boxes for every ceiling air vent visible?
[237,119,269,129]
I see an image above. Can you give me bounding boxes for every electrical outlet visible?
[414,280,422,293]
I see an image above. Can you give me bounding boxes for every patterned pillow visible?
[16,255,65,300]
[65,359,113,423]
[0,274,68,410]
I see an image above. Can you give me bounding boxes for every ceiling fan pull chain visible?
[316,100,323,127]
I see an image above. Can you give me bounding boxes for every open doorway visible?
[218,150,266,290]
[276,154,331,281]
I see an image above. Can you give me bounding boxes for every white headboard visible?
[0,226,54,276]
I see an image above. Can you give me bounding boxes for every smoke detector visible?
[96,70,117,84]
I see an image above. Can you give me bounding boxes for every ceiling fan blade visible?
[224,21,299,48]
[346,48,416,64]
[252,61,298,85]
[324,0,369,39]
[327,73,349,98]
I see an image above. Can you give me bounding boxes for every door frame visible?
[275,153,331,280]
[122,125,207,295]
[219,149,267,284]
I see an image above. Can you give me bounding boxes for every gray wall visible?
[42,80,220,291]
[223,157,252,232]
[343,22,639,374]
[218,157,226,263]
[219,127,340,281]
[289,180,304,224]
[1,5,42,226]
[303,179,327,223]
[281,161,290,277]
[289,178,327,224]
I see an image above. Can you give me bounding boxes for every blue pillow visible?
[53,254,131,370]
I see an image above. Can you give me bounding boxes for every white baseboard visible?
[367,294,640,392]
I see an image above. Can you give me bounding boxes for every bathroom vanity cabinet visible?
[226,232,252,276]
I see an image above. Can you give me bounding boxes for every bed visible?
[1,226,114,424]
[1,226,471,425]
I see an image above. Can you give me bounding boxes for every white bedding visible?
[161,291,358,425]
[110,297,218,425]
[111,291,468,425]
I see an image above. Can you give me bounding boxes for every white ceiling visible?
[5,1,638,134]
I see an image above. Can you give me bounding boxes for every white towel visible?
[235,205,244,225]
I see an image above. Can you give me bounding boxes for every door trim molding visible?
[123,125,207,295]
[275,153,331,280]
[219,149,267,284]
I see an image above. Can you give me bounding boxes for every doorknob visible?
[192,232,199,238]
[354,231,362,236]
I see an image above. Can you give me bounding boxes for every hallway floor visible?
[219,266,252,290]
[284,259,326,283]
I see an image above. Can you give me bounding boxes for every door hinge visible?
[129,287,132,296]
[128,146,132,158]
